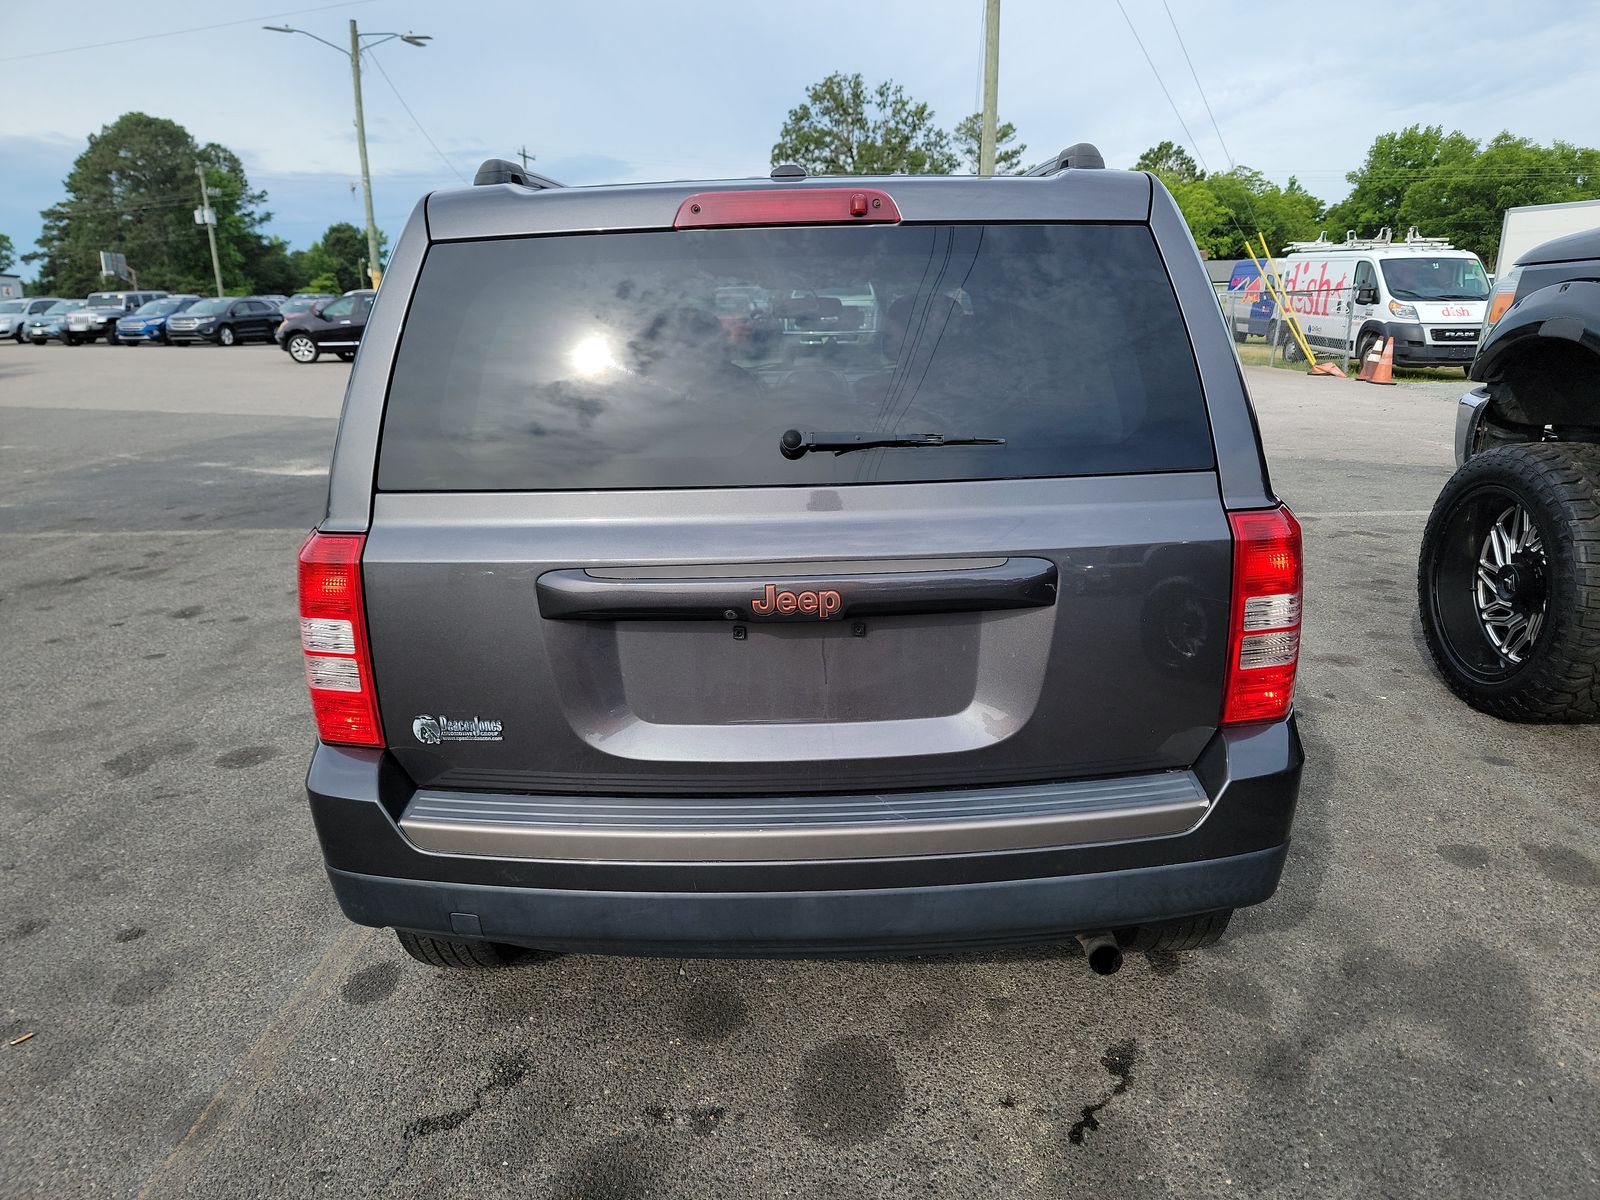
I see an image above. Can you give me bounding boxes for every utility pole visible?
[517,145,535,171]
[979,0,1001,175]
[196,165,225,298]
[264,21,429,287]
[349,18,382,288]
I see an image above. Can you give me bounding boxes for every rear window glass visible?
[378,224,1212,491]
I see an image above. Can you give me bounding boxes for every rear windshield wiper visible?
[780,428,1005,459]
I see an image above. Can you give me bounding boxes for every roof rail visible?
[1282,226,1459,254]
[1024,142,1106,176]
[472,158,564,189]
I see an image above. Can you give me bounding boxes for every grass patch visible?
[1233,338,1465,383]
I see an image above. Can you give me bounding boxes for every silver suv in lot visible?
[299,147,1305,973]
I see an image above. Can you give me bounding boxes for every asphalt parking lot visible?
[1,341,1596,1200]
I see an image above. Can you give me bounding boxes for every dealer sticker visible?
[412,714,503,744]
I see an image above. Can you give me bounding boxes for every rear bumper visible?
[329,845,1287,955]
[307,716,1302,954]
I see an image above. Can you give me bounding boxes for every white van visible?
[1273,228,1489,370]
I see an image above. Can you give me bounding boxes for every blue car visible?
[114,295,201,345]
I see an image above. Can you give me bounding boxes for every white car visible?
[0,297,63,342]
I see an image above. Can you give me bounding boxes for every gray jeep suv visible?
[300,146,1305,972]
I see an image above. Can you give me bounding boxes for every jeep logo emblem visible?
[750,583,842,619]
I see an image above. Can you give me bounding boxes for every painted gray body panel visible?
[424,169,1153,242]
[362,473,1232,794]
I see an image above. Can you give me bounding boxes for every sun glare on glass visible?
[569,334,623,378]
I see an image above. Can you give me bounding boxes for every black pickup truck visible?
[1419,228,1600,721]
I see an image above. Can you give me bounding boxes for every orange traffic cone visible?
[1308,360,1346,377]
[1358,336,1396,386]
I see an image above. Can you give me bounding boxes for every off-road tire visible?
[394,930,556,969]
[1120,910,1233,952]
[1418,443,1600,721]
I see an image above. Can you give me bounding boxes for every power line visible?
[1162,0,1235,172]
[1112,0,1210,176]
[364,47,469,185]
[0,0,377,63]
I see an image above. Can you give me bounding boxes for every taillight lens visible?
[1222,507,1303,725]
[297,531,384,747]
[674,188,901,229]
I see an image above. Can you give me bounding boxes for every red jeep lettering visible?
[750,584,843,620]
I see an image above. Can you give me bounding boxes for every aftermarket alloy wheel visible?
[394,930,559,970]
[217,324,236,346]
[1418,444,1600,721]
[287,333,319,363]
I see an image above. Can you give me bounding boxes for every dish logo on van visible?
[750,583,842,620]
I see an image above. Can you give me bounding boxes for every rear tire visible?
[1121,910,1233,953]
[1271,321,1305,364]
[1418,443,1600,721]
[394,930,556,969]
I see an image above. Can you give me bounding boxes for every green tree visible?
[1323,125,1476,240]
[1134,142,1325,258]
[952,113,1027,174]
[772,73,957,175]
[1134,141,1203,183]
[1324,125,1600,263]
[295,222,386,293]
[0,232,14,273]
[23,113,278,296]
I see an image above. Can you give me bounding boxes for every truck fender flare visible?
[1471,278,1600,429]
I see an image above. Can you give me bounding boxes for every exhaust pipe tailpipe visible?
[1075,931,1124,976]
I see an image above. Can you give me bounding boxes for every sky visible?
[4,0,1599,281]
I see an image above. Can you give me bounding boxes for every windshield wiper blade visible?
[780,428,1006,459]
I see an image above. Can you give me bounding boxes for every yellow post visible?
[1248,234,1318,367]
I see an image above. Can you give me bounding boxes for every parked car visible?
[276,289,373,362]
[67,290,168,344]
[298,149,1305,973]
[113,295,201,345]
[291,291,335,301]
[165,296,284,345]
[1418,225,1600,721]
[25,299,86,344]
[2,297,63,342]
[257,294,290,307]
[274,297,324,320]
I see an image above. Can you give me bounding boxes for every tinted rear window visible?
[378,224,1212,491]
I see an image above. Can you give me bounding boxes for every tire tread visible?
[1418,443,1600,722]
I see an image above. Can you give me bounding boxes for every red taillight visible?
[674,188,901,229]
[298,531,384,747]
[1221,506,1303,725]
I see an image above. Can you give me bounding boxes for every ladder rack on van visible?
[1282,226,1457,254]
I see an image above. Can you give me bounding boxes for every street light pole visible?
[348,18,381,288]
[263,22,432,289]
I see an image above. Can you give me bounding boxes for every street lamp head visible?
[262,24,294,33]
[399,33,432,46]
